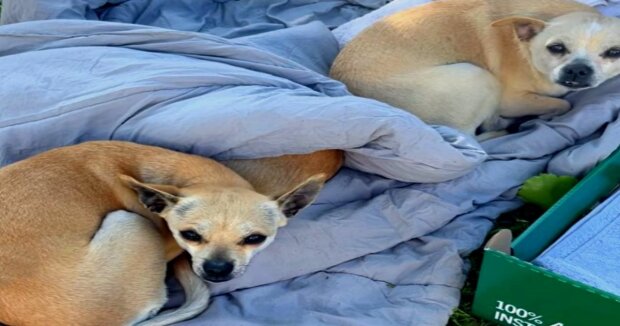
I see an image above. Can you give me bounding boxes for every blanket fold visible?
[1,1,620,325]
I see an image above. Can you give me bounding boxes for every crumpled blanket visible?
[1,1,619,325]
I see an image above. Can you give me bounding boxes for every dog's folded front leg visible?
[500,92,571,117]
[161,230,185,262]
[137,256,210,326]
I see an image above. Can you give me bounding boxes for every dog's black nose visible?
[202,259,234,282]
[559,63,594,88]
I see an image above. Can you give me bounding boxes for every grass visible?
[447,204,545,326]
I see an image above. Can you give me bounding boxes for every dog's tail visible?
[138,257,210,326]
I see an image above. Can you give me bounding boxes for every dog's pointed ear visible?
[491,16,546,41]
[276,174,326,218]
[120,175,180,215]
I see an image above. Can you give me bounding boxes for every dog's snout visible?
[559,63,594,88]
[202,259,234,282]
[565,63,593,78]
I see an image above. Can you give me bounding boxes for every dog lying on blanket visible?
[0,141,341,326]
[331,0,620,137]
[223,150,342,198]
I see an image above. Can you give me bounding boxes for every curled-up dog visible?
[0,141,333,326]
[331,0,620,138]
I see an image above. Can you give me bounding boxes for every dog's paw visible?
[551,99,572,115]
[476,130,509,141]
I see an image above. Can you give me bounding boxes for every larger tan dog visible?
[331,0,620,136]
[0,142,341,325]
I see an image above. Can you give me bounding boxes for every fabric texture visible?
[535,189,620,297]
[1,1,620,325]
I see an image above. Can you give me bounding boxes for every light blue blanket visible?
[535,189,620,296]
[1,1,620,325]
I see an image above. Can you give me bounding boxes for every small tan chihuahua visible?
[331,0,620,137]
[0,141,340,326]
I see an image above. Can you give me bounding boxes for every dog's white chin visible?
[231,265,247,278]
[554,81,598,91]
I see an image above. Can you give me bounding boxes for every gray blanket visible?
[1,1,619,325]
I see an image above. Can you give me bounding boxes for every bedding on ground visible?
[1,0,620,325]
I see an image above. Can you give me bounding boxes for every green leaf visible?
[517,174,579,209]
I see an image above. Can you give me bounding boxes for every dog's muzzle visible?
[557,63,594,89]
[202,259,235,282]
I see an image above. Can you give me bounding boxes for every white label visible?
[493,301,564,326]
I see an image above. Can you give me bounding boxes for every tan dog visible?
[223,149,343,198]
[330,0,620,137]
[0,141,340,326]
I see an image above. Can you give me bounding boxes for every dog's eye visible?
[242,234,267,245]
[180,230,202,242]
[547,43,568,55]
[602,47,620,59]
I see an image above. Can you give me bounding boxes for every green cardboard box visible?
[472,148,620,326]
